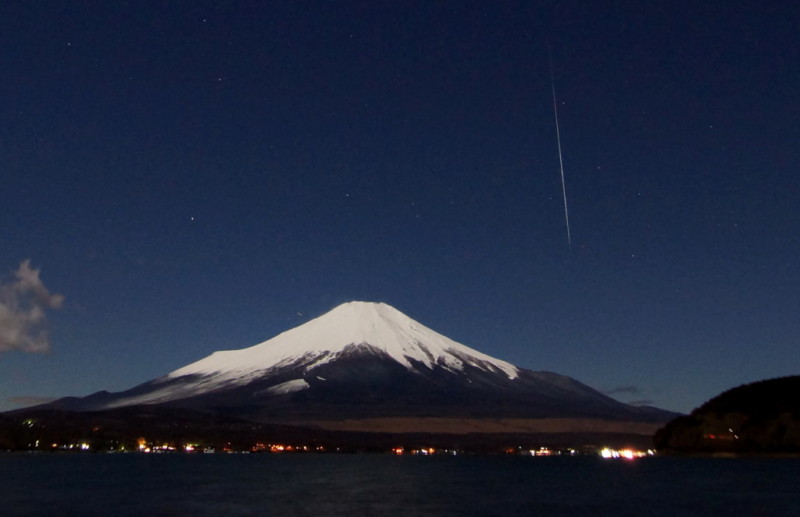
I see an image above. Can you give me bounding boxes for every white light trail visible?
[548,44,572,248]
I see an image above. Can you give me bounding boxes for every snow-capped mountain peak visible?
[97,301,519,409]
[169,301,519,381]
[35,301,678,426]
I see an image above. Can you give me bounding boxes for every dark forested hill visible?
[654,376,800,453]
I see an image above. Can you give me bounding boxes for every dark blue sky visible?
[2,1,798,412]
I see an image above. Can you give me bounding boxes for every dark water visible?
[3,453,799,516]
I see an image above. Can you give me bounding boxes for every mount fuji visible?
[37,301,673,432]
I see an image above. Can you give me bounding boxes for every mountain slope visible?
[655,376,800,453]
[36,301,675,425]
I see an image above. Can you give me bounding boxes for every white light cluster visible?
[599,447,654,459]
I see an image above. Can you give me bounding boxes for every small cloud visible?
[604,385,641,397]
[0,260,64,354]
[605,386,655,407]
[7,396,57,408]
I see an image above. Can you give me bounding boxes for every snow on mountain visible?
[170,301,518,379]
[29,300,680,425]
[101,301,519,408]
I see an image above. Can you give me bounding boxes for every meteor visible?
[548,44,572,248]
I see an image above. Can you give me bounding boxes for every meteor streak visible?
[548,44,572,248]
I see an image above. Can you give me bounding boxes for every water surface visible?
[3,454,799,516]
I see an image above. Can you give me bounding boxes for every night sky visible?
[2,1,798,413]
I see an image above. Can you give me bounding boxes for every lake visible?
[3,453,799,516]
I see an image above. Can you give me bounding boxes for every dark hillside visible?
[655,376,800,453]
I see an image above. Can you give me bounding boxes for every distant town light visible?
[599,447,654,459]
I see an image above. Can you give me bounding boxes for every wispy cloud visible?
[604,385,641,397]
[0,260,64,353]
[7,396,58,408]
[626,399,655,407]
[604,386,654,406]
